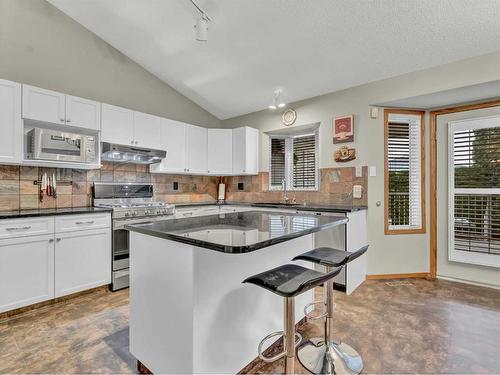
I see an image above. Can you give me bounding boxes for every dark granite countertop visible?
[0,207,112,219]
[126,210,348,254]
[174,201,366,213]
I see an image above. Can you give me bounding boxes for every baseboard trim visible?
[0,285,110,322]
[366,272,430,280]
[437,275,500,290]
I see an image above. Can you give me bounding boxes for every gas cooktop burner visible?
[93,182,175,219]
[97,202,167,209]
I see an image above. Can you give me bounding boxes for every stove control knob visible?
[125,212,130,217]
[132,212,137,217]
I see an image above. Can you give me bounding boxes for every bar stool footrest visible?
[258,330,303,362]
[304,300,327,321]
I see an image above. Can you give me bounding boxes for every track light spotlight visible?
[269,90,286,110]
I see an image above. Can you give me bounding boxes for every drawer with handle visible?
[55,213,111,233]
[0,217,54,240]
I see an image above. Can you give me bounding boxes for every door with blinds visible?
[448,115,500,268]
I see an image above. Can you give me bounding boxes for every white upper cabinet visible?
[102,104,162,149]
[65,95,101,131]
[150,118,187,173]
[0,79,22,164]
[22,84,65,125]
[101,103,134,145]
[22,84,100,131]
[133,111,162,149]
[208,129,232,175]
[232,126,259,175]
[186,125,208,174]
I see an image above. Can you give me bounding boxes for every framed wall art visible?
[333,114,354,143]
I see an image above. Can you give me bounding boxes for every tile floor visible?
[1,279,499,374]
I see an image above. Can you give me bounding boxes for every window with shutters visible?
[448,115,500,268]
[269,131,319,191]
[384,110,425,234]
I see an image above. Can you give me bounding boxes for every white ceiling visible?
[48,0,500,120]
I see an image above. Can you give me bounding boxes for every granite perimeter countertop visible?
[126,210,348,254]
[0,206,112,219]
[174,201,367,213]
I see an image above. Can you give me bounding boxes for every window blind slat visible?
[387,119,422,230]
[269,132,319,191]
[450,121,500,261]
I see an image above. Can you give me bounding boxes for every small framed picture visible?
[333,115,354,143]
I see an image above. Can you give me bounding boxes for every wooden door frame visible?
[429,99,500,278]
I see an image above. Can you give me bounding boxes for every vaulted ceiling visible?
[48,0,500,119]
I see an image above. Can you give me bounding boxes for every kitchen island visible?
[126,210,348,374]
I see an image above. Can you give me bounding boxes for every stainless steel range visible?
[93,182,175,291]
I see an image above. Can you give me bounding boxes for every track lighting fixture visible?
[190,0,212,42]
[269,89,286,110]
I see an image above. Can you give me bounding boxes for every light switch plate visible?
[369,166,377,177]
[353,185,362,199]
[355,166,363,177]
[370,107,379,119]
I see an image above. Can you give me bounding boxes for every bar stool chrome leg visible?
[258,297,302,374]
[284,297,296,374]
[297,269,363,374]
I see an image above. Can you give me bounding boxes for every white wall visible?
[0,0,221,128]
[222,51,500,277]
[436,106,500,288]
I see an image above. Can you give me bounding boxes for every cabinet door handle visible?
[75,220,95,225]
[49,238,54,243]
[56,238,61,242]
[66,119,71,123]
[6,226,31,231]
[60,118,65,122]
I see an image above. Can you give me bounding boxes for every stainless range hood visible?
[101,142,166,164]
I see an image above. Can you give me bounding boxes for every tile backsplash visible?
[0,163,220,211]
[222,167,368,207]
[0,163,367,211]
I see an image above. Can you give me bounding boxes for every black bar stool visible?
[243,264,342,374]
[292,245,369,375]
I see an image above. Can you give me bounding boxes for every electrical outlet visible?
[238,183,244,190]
[353,185,362,199]
[173,182,179,191]
[355,166,362,177]
[369,166,377,177]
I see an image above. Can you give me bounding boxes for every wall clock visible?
[281,108,297,126]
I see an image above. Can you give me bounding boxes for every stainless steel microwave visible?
[27,128,97,163]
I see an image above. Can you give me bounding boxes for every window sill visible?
[449,250,500,269]
[384,227,426,235]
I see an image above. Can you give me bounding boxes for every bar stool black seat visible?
[293,246,367,268]
[292,245,369,375]
[243,264,342,374]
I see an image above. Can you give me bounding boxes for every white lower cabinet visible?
[0,234,54,313]
[55,227,111,298]
[0,213,111,313]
